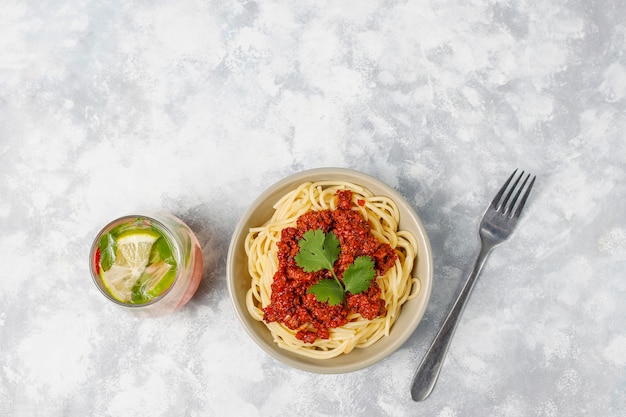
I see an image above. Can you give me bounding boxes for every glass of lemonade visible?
[90,213,204,316]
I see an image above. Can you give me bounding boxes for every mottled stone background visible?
[1,1,624,416]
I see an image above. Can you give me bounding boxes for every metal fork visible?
[410,169,536,401]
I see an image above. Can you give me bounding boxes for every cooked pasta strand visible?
[244,181,419,359]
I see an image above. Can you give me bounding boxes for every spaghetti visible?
[244,180,420,359]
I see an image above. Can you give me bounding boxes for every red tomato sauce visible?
[263,189,398,343]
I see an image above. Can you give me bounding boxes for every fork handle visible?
[410,241,494,401]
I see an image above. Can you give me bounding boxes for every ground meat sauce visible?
[263,189,398,343]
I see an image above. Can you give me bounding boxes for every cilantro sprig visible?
[295,230,376,306]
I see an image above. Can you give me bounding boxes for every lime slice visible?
[100,230,160,302]
[130,260,177,303]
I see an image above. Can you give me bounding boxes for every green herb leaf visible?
[98,233,116,272]
[307,279,345,306]
[149,236,175,265]
[343,256,376,294]
[295,229,379,305]
[295,230,340,273]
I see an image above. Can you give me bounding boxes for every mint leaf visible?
[343,256,376,294]
[295,230,340,273]
[307,279,345,306]
[149,236,175,265]
[98,233,116,272]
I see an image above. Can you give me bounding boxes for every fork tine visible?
[491,169,517,210]
[513,175,536,218]
[500,170,525,214]
[506,173,530,216]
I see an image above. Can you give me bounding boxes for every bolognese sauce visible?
[263,189,398,343]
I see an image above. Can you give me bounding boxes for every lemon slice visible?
[101,230,160,302]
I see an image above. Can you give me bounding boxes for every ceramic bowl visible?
[226,167,433,373]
